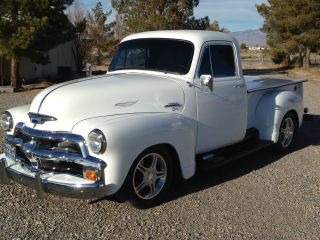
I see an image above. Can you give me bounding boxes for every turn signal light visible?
[84,170,97,181]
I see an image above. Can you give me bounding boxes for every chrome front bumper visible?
[0,155,108,198]
[0,122,109,199]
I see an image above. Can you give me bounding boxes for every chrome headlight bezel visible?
[0,111,13,131]
[87,129,107,154]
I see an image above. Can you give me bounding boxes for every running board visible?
[197,140,274,170]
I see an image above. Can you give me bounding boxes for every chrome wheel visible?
[133,153,167,200]
[280,117,295,147]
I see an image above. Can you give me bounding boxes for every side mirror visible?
[200,75,213,91]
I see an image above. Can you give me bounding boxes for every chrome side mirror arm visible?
[187,75,213,91]
[200,75,213,91]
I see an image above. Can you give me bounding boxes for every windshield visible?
[109,39,194,75]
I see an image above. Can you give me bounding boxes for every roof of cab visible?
[121,30,238,46]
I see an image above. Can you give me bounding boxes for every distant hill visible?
[232,30,267,47]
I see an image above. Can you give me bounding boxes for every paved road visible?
[0,80,319,239]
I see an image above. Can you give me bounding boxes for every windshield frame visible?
[108,38,195,75]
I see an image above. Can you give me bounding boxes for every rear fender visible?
[254,91,303,142]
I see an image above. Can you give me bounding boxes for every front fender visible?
[72,113,196,195]
[255,90,303,142]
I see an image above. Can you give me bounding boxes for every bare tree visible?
[68,1,85,25]
[68,2,92,74]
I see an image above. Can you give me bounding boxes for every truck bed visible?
[244,76,307,93]
[245,75,307,129]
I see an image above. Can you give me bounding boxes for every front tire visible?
[275,112,296,149]
[128,147,174,209]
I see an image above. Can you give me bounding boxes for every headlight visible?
[0,111,13,131]
[87,129,107,154]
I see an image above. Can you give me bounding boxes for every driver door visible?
[195,42,247,153]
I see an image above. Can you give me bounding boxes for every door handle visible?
[233,83,245,88]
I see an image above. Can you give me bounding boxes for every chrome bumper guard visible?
[0,123,108,199]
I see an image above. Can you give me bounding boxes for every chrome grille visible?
[6,122,106,178]
[14,129,82,155]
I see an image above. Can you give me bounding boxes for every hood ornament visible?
[28,112,57,125]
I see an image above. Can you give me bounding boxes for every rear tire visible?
[275,112,296,149]
[127,146,174,209]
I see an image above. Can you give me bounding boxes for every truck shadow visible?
[100,114,319,207]
[167,114,320,203]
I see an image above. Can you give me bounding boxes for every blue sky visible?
[76,0,267,32]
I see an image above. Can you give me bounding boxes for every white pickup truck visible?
[0,30,307,208]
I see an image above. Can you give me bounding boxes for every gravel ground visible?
[0,79,319,240]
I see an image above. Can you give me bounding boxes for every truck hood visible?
[28,73,185,131]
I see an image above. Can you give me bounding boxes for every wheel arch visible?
[137,143,183,180]
[287,109,299,128]
[275,110,298,148]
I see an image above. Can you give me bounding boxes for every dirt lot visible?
[0,69,319,239]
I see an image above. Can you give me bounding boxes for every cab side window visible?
[210,45,236,77]
[199,47,212,76]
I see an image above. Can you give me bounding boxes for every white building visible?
[248,46,265,51]
[0,40,77,87]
